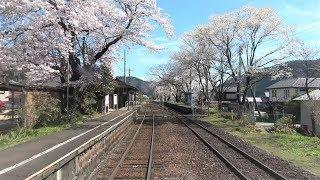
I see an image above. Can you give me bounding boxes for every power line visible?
[116,63,124,73]
[293,24,320,37]
[294,18,320,30]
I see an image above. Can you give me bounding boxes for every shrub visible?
[273,115,296,134]
[209,106,219,115]
[33,94,62,127]
[284,99,300,124]
[220,112,236,121]
[60,111,85,126]
[239,115,255,127]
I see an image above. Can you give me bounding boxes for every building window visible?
[284,89,290,99]
[272,90,277,98]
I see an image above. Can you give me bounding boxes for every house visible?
[222,86,238,102]
[294,90,320,136]
[266,78,320,102]
[0,82,64,126]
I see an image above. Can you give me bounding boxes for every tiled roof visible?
[266,78,320,89]
[223,86,237,93]
[294,90,320,100]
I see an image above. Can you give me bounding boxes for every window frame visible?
[284,89,290,99]
[272,89,277,98]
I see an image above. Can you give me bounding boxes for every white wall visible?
[300,101,320,136]
[269,88,302,102]
[0,91,10,102]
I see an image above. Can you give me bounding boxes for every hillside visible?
[116,76,154,97]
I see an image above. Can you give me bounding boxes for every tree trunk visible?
[250,88,262,118]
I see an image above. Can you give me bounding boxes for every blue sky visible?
[115,0,320,80]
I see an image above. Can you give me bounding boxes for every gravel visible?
[96,104,241,179]
[195,119,320,180]
[185,119,275,179]
[95,103,318,180]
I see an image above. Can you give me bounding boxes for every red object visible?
[0,101,5,111]
[302,125,308,132]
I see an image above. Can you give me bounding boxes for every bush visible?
[239,115,255,127]
[220,112,236,121]
[284,99,300,124]
[209,106,219,115]
[33,94,62,127]
[60,111,85,126]
[273,115,296,134]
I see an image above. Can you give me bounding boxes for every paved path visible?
[0,109,135,180]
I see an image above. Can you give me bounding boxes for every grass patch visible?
[204,113,320,177]
[0,113,101,151]
[0,126,64,150]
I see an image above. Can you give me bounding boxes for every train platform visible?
[0,108,136,180]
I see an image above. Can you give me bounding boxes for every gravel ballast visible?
[95,103,318,179]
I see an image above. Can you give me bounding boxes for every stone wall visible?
[26,111,136,180]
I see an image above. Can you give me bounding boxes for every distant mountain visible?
[252,60,320,97]
[116,76,154,97]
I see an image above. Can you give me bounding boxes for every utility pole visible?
[66,59,70,116]
[123,50,126,83]
[128,68,133,83]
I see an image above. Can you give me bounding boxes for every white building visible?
[266,78,320,102]
[0,91,10,101]
[294,90,320,136]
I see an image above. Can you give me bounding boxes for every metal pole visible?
[253,84,256,121]
[66,59,70,115]
[128,68,132,83]
[129,68,130,80]
[124,50,126,83]
[11,91,14,120]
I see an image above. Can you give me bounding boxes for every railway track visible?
[162,105,287,180]
[107,114,155,180]
[97,103,292,179]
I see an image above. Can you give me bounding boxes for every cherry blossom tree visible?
[201,6,293,116]
[289,40,320,99]
[149,61,193,103]
[177,28,232,109]
[0,0,173,86]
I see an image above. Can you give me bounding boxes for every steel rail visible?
[162,105,287,180]
[146,114,155,180]
[184,116,287,180]
[108,115,146,180]
[175,116,248,180]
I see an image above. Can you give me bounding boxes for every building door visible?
[109,94,114,109]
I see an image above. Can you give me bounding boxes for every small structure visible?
[104,78,138,113]
[294,89,320,136]
[222,86,238,102]
[0,82,64,127]
[266,78,320,102]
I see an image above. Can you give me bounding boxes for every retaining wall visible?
[26,111,136,180]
